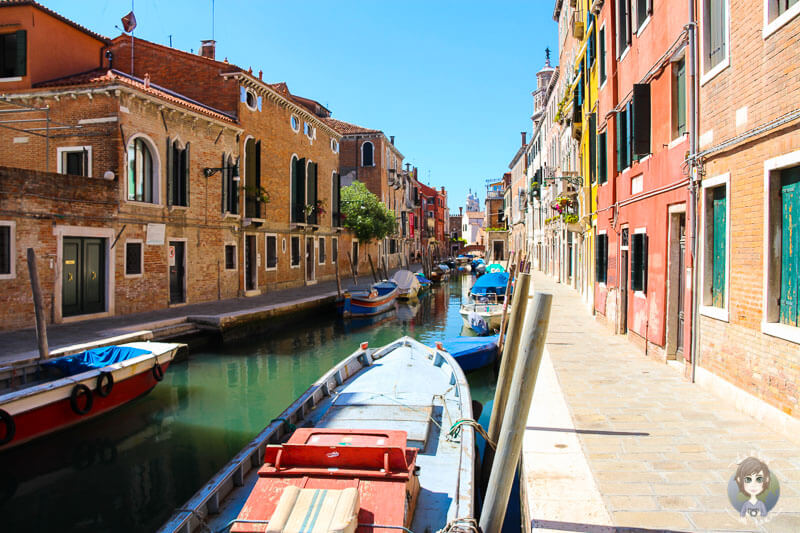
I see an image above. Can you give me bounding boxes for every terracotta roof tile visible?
[0,0,110,43]
[35,69,236,123]
[321,117,382,135]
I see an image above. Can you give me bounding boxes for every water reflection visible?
[2,275,494,533]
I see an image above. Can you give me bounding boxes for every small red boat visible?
[0,341,181,451]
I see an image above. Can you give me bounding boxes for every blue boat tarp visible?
[438,335,499,372]
[373,280,398,296]
[470,272,510,296]
[42,345,151,376]
[486,263,505,273]
[415,273,432,285]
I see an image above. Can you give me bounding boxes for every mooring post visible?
[479,291,552,533]
[368,254,378,283]
[27,248,49,359]
[496,260,517,352]
[346,251,357,285]
[481,272,531,485]
[334,256,342,297]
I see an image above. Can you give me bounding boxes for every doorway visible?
[245,235,257,291]
[666,212,687,357]
[492,240,505,261]
[62,237,106,317]
[306,237,316,283]
[619,250,629,334]
[169,241,186,304]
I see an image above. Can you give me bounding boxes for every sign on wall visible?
[146,223,166,245]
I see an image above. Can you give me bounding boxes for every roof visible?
[322,117,382,135]
[272,85,331,118]
[35,69,237,123]
[0,0,111,43]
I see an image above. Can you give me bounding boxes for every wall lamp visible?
[204,163,240,180]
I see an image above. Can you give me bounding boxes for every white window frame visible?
[763,0,800,38]
[125,133,161,206]
[265,233,278,271]
[599,23,608,91]
[124,239,144,278]
[331,138,339,153]
[57,145,93,177]
[361,141,375,167]
[290,235,301,269]
[290,115,300,132]
[332,236,338,264]
[699,173,730,322]
[0,220,16,280]
[633,227,648,299]
[224,242,238,271]
[243,88,259,111]
[762,149,800,344]
[700,0,731,86]
[318,236,326,265]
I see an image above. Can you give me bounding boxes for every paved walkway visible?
[0,266,414,366]
[521,271,800,532]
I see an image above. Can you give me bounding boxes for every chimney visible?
[390,136,395,145]
[521,131,527,146]
[200,40,216,60]
[459,207,463,216]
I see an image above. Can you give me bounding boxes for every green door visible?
[712,188,726,308]
[62,237,105,317]
[780,170,799,326]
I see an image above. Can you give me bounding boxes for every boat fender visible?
[70,384,93,415]
[0,409,14,445]
[96,371,114,397]
[152,362,164,382]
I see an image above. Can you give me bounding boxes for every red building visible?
[418,183,448,256]
[593,0,693,365]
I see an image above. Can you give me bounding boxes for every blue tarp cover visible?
[415,273,432,285]
[470,272,510,296]
[373,280,398,296]
[42,345,151,376]
[440,335,500,355]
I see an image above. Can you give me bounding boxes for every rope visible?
[436,517,480,533]
[270,417,296,432]
[448,419,496,450]
[215,519,270,533]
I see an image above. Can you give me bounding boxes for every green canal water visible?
[1,275,516,532]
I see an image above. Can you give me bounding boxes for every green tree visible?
[340,181,396,242]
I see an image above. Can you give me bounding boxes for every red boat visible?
[0,341,181,451]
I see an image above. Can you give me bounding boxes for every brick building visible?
[693,1,800,428]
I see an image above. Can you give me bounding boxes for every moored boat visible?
[459,272,511,334]
[390,269,421,300]
[0,342,181,451]
[159,337,475,533]
[337,280,399,318]
[436,335,500,372]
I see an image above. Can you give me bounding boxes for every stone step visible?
[150,322,201,340]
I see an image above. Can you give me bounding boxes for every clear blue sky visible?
[41,0,557,212]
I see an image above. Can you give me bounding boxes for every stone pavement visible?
[521,271,800,533]
[0,265,415,366]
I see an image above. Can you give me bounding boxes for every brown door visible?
[677,215,686,354]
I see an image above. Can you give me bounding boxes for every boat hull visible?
[460,304,504,333]
[0,342,178,451]
[337,288,399,317]
[439,336,500,372]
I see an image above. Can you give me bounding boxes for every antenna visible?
[212,0,215,41]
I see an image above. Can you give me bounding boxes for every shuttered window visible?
[266,236,277,269]
[291,156,306,223]
[0,225,10,275]
[631,233,648,292]
[595,233,608,284]
[331,172,342,227]
[291,236,301,267]
[589,113,597,184]
[307,162,318,225]
[632,84,651,157]
[598,131,608,184]
[221,154,239,214]
[599,27,607,84]
[167,139,190,207]
[0,30,26,78]
[711,187,727,307]
[780,167,800,326]
[318,237,326,264]
[674,59,686,137]
[703,0,727,72]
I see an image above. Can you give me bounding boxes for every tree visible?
[340,181,396,243]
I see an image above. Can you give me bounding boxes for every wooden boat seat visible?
[266,485,359,533]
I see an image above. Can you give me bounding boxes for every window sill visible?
[125,200,162,209]
[699,305,729,322]
[0,273,17,280]
[700,56,730,87]
[634,290,647,300]
[0,77,22,83]
[265,266,277,272]
[290,263,301,269]
[124,272,144,279]
[636,15,651,37]
[618,46,630,62]
[763,3,800,39]
[168,205,189,211]
[668,134,688,150]
[761,321,800,345]
[244,289,262,297]
[223,213,241,220]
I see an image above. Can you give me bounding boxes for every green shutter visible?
[307,162,318,225]
[595,234,602,282]
[780,170,800,326]
[603,235,609,284]
[599,27,606,83]
[184,142,190,207]
[15,30,26,77]
[712,187,726,308]
[589,113,597,183]
[598,131,607,184]
[255,140,261,217]
[616,112,623,172]
[631,234,641,291]
[166,138,173,206]
[221,153,228,212]
[233,157,240,214]
[676,60,686,136]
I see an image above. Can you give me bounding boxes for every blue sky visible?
[41,0,557,212]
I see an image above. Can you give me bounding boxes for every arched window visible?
[362,141,374,167]
[127,137,156,203]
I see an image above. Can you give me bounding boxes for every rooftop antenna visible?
[212,0,215,41]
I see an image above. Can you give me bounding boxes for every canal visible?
[2,274,515,532]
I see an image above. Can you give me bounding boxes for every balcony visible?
[487,190,504,200]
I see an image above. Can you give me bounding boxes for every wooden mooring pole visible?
[334,256,342,297]
[368,254,378,283]
[480,291,552,533]
[27,248,49,359]
[346,251,357,285]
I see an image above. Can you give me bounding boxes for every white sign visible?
[169,246,176,266]
[146,223,166,245]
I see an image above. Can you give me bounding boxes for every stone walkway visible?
[521,271,800,532]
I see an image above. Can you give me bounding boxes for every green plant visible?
[485,227,507,232]
[340,181,396,243]
[243,185,271,204]
[563,213,579,224]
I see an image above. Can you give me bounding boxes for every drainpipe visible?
[687,0,700,383]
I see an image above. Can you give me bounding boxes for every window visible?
[589,113,597,184]
[765,0,800,36]
[244,138,261,218]
[769,0,800,20]
[125,241,143,276]
[389,239,397,254]
[617,0,632,57]
[241,87,261,111]
[167,139,189,207]
[598,131,608,184]
[673,59,687,137]
[331,139,339,153]
[0,30,26,78]
[616,105,630,171]
[291,236,300,267]
[632,84,651,157]
[291,115,300,132]
[362,141,374,166]
[57,146,91,177]
[0,222,13,278]
[594,233,608,283]
[636,0,652,29]
[702,179,728,314]
[307,161,318,225]
[221,154,239,214]
[127,137,156,203]
[599,26,606,85]
[331,172,342,227]
[266,235,277,270]
[225,244,236,270]
[318,237,326,264]
[778,167,800,326]
[304,122,314,138]
[702,0,729,77]
[630,232,649,293]
[291,156,306,223]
